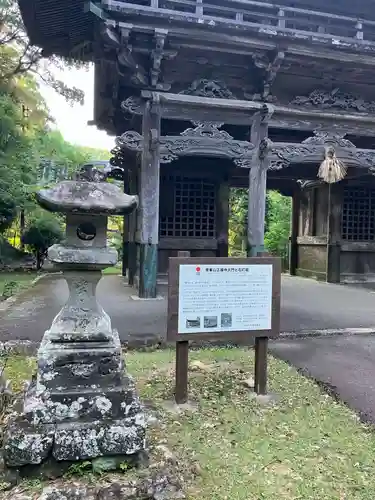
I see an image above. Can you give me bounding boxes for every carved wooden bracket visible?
[116,122,255,165]
[302,130,356,147]
[268,129,366,170]
[150,28,177,90]
[115,122,375,173]
[121,96,143,116]
[101,22,148,86]
[250,50,285,102]
[269,139,375,171]
[151,29,167,88]
[161,122,255,164]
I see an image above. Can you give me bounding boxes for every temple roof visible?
[18,0,375,58]
[18,0,94,58]
[19,0,375,139]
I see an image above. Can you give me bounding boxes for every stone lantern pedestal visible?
[3,180,145,467]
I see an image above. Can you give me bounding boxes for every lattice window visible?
[342,186,375,241]
[160,175,216,238]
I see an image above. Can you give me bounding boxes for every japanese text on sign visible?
[177,264,273,334]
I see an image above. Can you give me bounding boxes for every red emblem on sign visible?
[196,266,201,273]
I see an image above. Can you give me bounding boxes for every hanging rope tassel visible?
[317,146,347,184]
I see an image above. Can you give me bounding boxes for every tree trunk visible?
[20,210,25,250]
[36,251,42,271]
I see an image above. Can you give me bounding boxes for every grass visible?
[1,355,36,392]
[0,272,37,298]
[3,348,375,499]
[102,263,123,275]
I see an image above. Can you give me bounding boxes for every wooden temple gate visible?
[18,0,375,298]
[112,90,375,297]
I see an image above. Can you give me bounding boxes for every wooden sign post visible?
[167,256,281,404]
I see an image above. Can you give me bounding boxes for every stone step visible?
[23,379,142,425]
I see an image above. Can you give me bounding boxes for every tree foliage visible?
[22,212,63,268]
[264,191,291,261]
[229,188,247,256]
[0,195,17,233]
[0,60,109,235]
[0,1,114,270]
[0,0,84,104]
[229,188,291,261]
[0,87,37,229]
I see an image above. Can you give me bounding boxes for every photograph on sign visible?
[177,264,273,334]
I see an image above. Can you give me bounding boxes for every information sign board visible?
[167,257,281,342]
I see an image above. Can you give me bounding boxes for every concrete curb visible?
[277,327,375,340]
[1,326,375,356]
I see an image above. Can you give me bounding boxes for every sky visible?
[39,65,115,152]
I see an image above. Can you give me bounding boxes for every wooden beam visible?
[112,19,375,66]
[152,91,375,126]
[247,107,271,256]
[127,92,375,135]
[143,90,267,118]
[138,99,161,298]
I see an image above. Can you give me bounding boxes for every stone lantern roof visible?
[36,181,138,216]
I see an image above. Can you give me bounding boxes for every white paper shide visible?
[178,264,273,334]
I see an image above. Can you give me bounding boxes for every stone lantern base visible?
[3,273,146,467]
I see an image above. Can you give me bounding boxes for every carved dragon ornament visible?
[290,88,375,113]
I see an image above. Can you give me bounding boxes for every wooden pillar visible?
[254,337,268,395]
[122,167,130,277]
[127,161,138,286]
[247,108,271,257]
[289,187,300,276]
[326,183,342,283]
[138,99,161,298]
[216,176,230,257]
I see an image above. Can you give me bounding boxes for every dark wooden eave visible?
[18,0,94,57]
[122,91,375,138]
[19,0,375,142]
[18,0,375,57]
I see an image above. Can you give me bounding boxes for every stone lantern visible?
[3,174,145,467]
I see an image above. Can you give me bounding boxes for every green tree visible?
[229,188,292,260]
[264,191,291,262]
[229,188,247,256]
[0,0,84,104]
[35,130,110,184]
[0,88,39,231]
[0,1,110,253]
[0,195,17,233]
[22,213,63,269]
